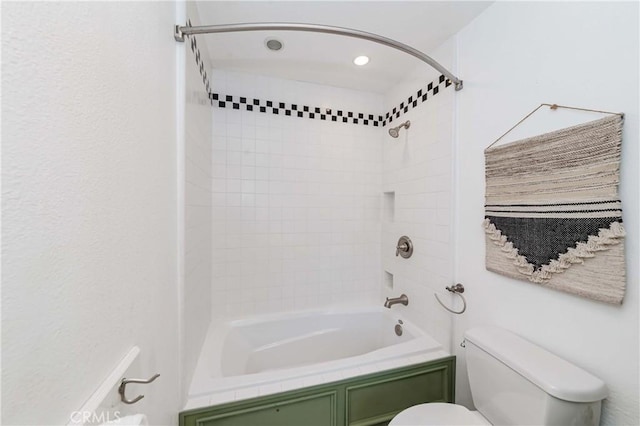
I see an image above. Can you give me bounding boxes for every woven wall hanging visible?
[484,104,626,304]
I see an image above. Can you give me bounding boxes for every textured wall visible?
[210,70,383,319]
[454,2,639,424]
[381,39,456,351]
[2,2,180,424]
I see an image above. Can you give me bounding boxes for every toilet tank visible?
[464,327,608,426]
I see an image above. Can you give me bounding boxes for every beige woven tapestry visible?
[484,115,625,304]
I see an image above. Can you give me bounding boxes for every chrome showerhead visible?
[388,120,411,138]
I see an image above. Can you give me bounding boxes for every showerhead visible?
[388,120,411,138]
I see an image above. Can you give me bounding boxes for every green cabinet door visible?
[182,391,338,426]
[346,364,452,426]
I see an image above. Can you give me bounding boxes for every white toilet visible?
[390,326,608,426]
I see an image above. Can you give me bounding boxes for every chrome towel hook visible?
[434,283,467,314]
[118,373,160,405]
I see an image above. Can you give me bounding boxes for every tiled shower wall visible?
[381,41,455,351]
[183,2,213,394]
[210,70,383,319]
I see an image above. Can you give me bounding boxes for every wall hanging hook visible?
[118,373,160,405]
[487,103,624,150]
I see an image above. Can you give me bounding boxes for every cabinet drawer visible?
[346,365,451,426]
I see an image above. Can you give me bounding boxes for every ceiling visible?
[195,1,492,94]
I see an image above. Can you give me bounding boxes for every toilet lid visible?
[389,403,491,426]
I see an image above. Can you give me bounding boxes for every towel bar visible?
[434,283,466,314]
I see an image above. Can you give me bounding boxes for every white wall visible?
[381,39,456,351]
[180,1,214,404]
[2,3,180,424]
[210,70,383,319]
[454,2,639,425]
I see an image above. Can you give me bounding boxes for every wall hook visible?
[118,373,160,404]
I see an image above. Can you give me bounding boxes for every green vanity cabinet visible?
[180,356,455,426]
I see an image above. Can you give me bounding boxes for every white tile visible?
[280,379,305,392]
[302,374,325,387]
[209,391,236,405]
[209,70,461,320]
[227,122,242,137]
[241,180,255,193]
[234,387,260,401]
[183,396,212,411]
[341,367,363,380]
[258,383,283,397]
[322,372,344,384]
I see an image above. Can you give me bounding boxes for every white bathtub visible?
[187,306,449,407]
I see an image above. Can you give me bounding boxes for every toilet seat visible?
[389,403,491,426]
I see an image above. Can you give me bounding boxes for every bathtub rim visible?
[188,305,447,398]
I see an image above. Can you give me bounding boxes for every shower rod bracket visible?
[174,25,185,42]
[173,22,463,91]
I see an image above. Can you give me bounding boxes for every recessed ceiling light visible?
[265,38,284,52]
[353,55,370,66]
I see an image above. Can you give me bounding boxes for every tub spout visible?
[384,294,409,309]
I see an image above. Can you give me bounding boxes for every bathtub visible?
[187,306,449,408]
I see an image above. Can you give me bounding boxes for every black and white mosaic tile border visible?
[207,74,452,128]
[383,75,452,127]
[209,93,384,127]
[186,19,213,105]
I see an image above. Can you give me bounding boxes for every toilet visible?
[390,326,608,426]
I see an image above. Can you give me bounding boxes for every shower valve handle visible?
[396,243,409,256]
[395,236,413,258]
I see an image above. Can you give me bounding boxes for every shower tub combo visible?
[181,307,455,426]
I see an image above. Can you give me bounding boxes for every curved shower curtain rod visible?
[174,22,463,91]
